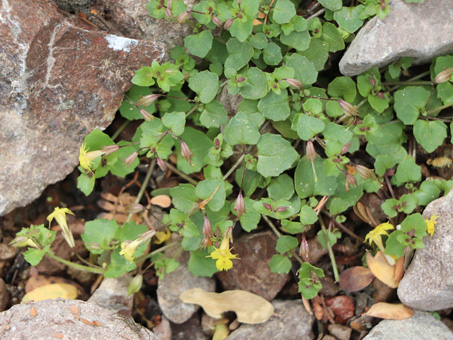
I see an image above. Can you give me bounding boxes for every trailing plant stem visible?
[319,216,339,282]
[46,252,105,274]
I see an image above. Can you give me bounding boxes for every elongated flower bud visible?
[355,164,377,181]
[125,203,145,214]
[165,7,174,20]
[306,140,318,162]
[299,235,309,262]
[101,144,120,156]
[224,18,234,30]
[176,11,189,24]
[124,151,139,166]
[285,78,303,89]
[212,15,223,27]
[138,107,153,121]
[234,191,246,219]
[338,100,358,117]
[136,94,161,107]
[434,67,453,84]
[157,158,168,172]
[180,141,193,166]
[128,274,143,296]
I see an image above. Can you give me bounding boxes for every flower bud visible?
[285,78,303,89]
[369,74,376,87]
[355,164,377,181]
[434,67,453,84]
[212,15,223,27]
[101,144,120,156]
[176,11,189,24]
[157,158,168,172]
[377,92,385,100]
[340,142,351,155]
[203,214,213,239]
[234,191,246,219]
[236,76,246,83]
[123,151,139,166]
[345,172,357,192]
[125,203,145,214]
[10,236,39,249]
[299,235,309,262]
[85,242,102,252]
[263,203,272,210]
[180,141,193,165]
[128,274,143,296]
[224,18,234,30]
[338,100,358,117]
[138,107,153,121]
[276,206,287,212]
[165,7,174,20]
[306,140,318,162]
[136,94,161,107]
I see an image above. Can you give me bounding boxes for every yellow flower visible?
[425,214,438,238]
[120,240,141,262]
[79,143,105,172]
[154,229,171,245]
[47,207,75,248]
[119,230,156,262]
[364,222,395,265]
[10,236,39,249]
[207,237,239,271]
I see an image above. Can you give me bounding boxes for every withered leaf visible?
[366,251,399,288]
[339,266,375,292]
[365,302,414,320]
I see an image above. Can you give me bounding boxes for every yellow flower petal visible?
[365,222,394,246]
[425,214,438,238]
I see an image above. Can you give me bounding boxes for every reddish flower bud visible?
[355,164,377,181]
[285,78,303,89]
[123,151,139,166]
[136,94,161,107]
[340,142,351,155]
[299,235,309,262]
[212,15,223,27]
[156,158,167,172]
[176,11,189,24]
[138,107,153,121]
[263,203,272,210]
[276,206,287,212]
[236,76,246,83]
[165,7,174,20]
[125,203,145,214]
[369,74,376,87]
[338,100,358,117]
[224,18,234,30]
[306,140,318,162]
[345,172,357,192]
[203,214,213,239]
[377,92,385,100]
[234,191,246,219]
[180,141,193,166]
[101,144,120,156]
[434,67,453,84]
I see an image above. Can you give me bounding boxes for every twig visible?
[164,161,198,186]
[319,216,339,282]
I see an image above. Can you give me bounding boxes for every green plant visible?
[12,0,453,299]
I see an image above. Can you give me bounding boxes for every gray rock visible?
[226,299,315,340]
[398,190,453,310]
[0,298,156,340]
[363,311,453,340]
[216,231,288,301]
[0,279,9,312]
[157,262,215,324]
[339,0,453,76]
[0,0,165,216]
[88,275,133,315]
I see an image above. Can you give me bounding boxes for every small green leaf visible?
[295,157,338,198]
[188,71,219,104]
[286,53,318,85]
[401,213,426,238]
[256,134,299,177]
[239,68,268,99]
[263,42,283,65]
[318,0,342,11]
[82,218,119,254]
[184,30,213,58]
[189,249,219,276]
[413,120,447,153]
[385,230,406,258]
[276,235,299,253]
[170,184,198,212]
[293,114,325,140]
[321,23,344,52]
[224,112,261,145]
[327,76,357,102]
[120,86,157,120]
[162,111,185,136]
[413,181,441,206]
[300,205,318,225]
[392,156,421,185]
[258,90,290,121]
[267,174,294,200]
[333,5,365,33]
[175,127,212,174]
[225,38,254,70]
[298,38,329,72]
[280,30,311,52]
[24,246,51,266]
[196,179,226,212]
[77,172,95,196]
[200,101,228,128]
[272,0,296,24]
[394,87,430,125]
[269,254,292,274]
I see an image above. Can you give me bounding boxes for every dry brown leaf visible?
[22,283,78,302]
[366,251,399,288]
[98,192,139,224]
[394,255,405,282]
[179,288,274,324]
[365,303,414,320]
[339,266,375,292]
[150,195,172,208]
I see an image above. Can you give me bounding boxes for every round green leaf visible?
[327,76,357,102]
[414,119,447,153]
[184,30,213,58]
[258,90,290,121]
[272,0,296,24]
[188,71,219,104]
[224,112,261,145]
[256,134,299,177]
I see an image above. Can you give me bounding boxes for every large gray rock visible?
[157,261,216,324]
[216,231,288,301]
[339,0,453,76]
[363,311,453,340]
[0,0,165,216]
[0,298,157,340]
[398,190,453,310]
[226,300,315,340]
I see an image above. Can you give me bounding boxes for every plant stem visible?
[383,81,432,86]
[387,70,431,92]
[164,161,198,186]
[134,240,181,263]
[46,252,105,274]
[425,102,453,116]
[126,159,156,223]
[223,153,246,181]
[111,120,130,141]
[319,216,339,282]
